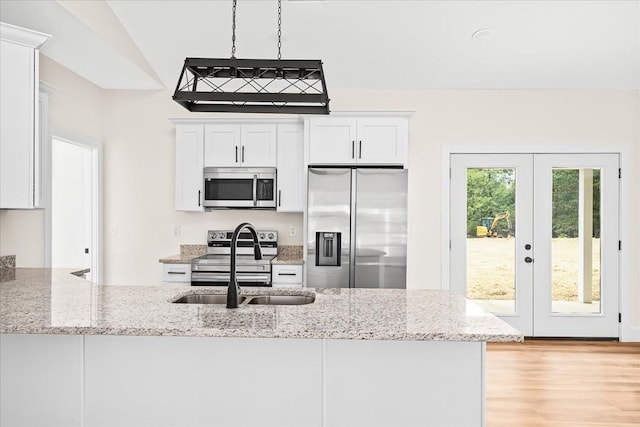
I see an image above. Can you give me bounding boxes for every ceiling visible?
[1,0,638,90]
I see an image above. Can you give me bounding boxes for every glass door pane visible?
[533,154,619,337]
[466,168,516,314]
[450,154,533,336]
[551,168,601,314]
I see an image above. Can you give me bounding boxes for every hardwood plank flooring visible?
[486,340,640,427]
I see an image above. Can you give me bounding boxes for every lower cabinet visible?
[271,264,303,288]
[161,263,191,284]
[1,334,485,427]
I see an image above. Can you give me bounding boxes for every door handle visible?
[235,146,238,163]
[198,190,201,207]
[359,140,362,159]
[242,146,245,163]
[524,257,533,263]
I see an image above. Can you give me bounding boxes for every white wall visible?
[1,60,638,337]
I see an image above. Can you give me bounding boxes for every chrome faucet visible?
[227,222,262,308]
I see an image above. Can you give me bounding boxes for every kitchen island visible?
[1,269,522,427]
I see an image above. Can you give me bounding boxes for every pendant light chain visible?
[231,0,237,58]
[277,0,282,60]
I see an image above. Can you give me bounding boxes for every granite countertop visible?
[159,244,207,264]
[0,268,523,342]
[271,245,303,265]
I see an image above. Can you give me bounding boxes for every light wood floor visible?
[486,340,640,427]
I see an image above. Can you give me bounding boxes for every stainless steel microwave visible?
[203,167,277,209]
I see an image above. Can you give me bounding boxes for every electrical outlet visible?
[289,226,296,237]
[173,225,181,237]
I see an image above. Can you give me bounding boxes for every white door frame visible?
[442,144,634,341]
[46,134,103,284]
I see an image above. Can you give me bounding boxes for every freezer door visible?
[307,168,351,288]
[354,169,408,288]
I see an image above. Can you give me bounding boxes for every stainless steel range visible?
[191,230,278,286]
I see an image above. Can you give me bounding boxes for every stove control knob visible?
[268,233,275,240]
[210,233,216,240]
[259,233,266,240]
[218,232,225,239]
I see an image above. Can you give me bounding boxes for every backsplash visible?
[180,245,207,257]
[0,255,16,269]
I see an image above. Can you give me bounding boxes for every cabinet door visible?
[241,124,277,167]
[276,124,304,212]
[356,118,407,165]
[175,125,204,211]
[0,40,36,208]
[204,124,241,167]
[308,118,357,164]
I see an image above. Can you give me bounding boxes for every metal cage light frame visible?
[173,0,330,114]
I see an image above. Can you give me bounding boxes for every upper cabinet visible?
[204,124,276,168]
[276,123,304,212]
[307,116,408,167]
[175,125,204,211]
[0,23,50,209]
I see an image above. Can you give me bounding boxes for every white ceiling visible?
[1,0,638,90]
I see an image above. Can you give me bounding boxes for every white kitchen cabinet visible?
[271,264,303,287]
[175,124,204,211]
[308,116,408,166]
[161,263,191,284]
[276,123,304,212]
[0,23,50,209]
[204,124,276,167]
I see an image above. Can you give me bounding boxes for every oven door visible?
[191,272,272,287]
[203,168,276,209]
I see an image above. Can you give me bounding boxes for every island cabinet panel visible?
[0,334,83,427]
[84,336,323,427]
[324,340,484,427]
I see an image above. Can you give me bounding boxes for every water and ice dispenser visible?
[315,232,341,266]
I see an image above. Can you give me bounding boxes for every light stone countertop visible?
[0,268,523,342]
[271,245,304,265]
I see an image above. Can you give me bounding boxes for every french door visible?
[450,153,619,337]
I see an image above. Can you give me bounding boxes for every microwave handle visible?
[253,175,258,206]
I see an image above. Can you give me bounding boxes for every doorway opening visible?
[51,136,102,283]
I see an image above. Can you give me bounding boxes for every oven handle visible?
[253,174,258,207]
[191,272,271,282]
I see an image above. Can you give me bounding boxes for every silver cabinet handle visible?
[235,146,238,163]
[242,146,245,163]
[198,190,201,207]
[278,272,297,276]
[351,140,355,159]
[278,190,282,207]
[253,174,258,206]
[359,140,362,159]
[168,271,186,275]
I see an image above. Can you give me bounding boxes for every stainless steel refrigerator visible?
[307,168,408,289]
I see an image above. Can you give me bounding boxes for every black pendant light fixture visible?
[173,0,329,114]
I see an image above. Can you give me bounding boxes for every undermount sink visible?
[246,295,315,305]
[173,294,247,305]
[171,293,315,306]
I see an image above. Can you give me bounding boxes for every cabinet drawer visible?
[271,265,303,285]
[162,264,191,283]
